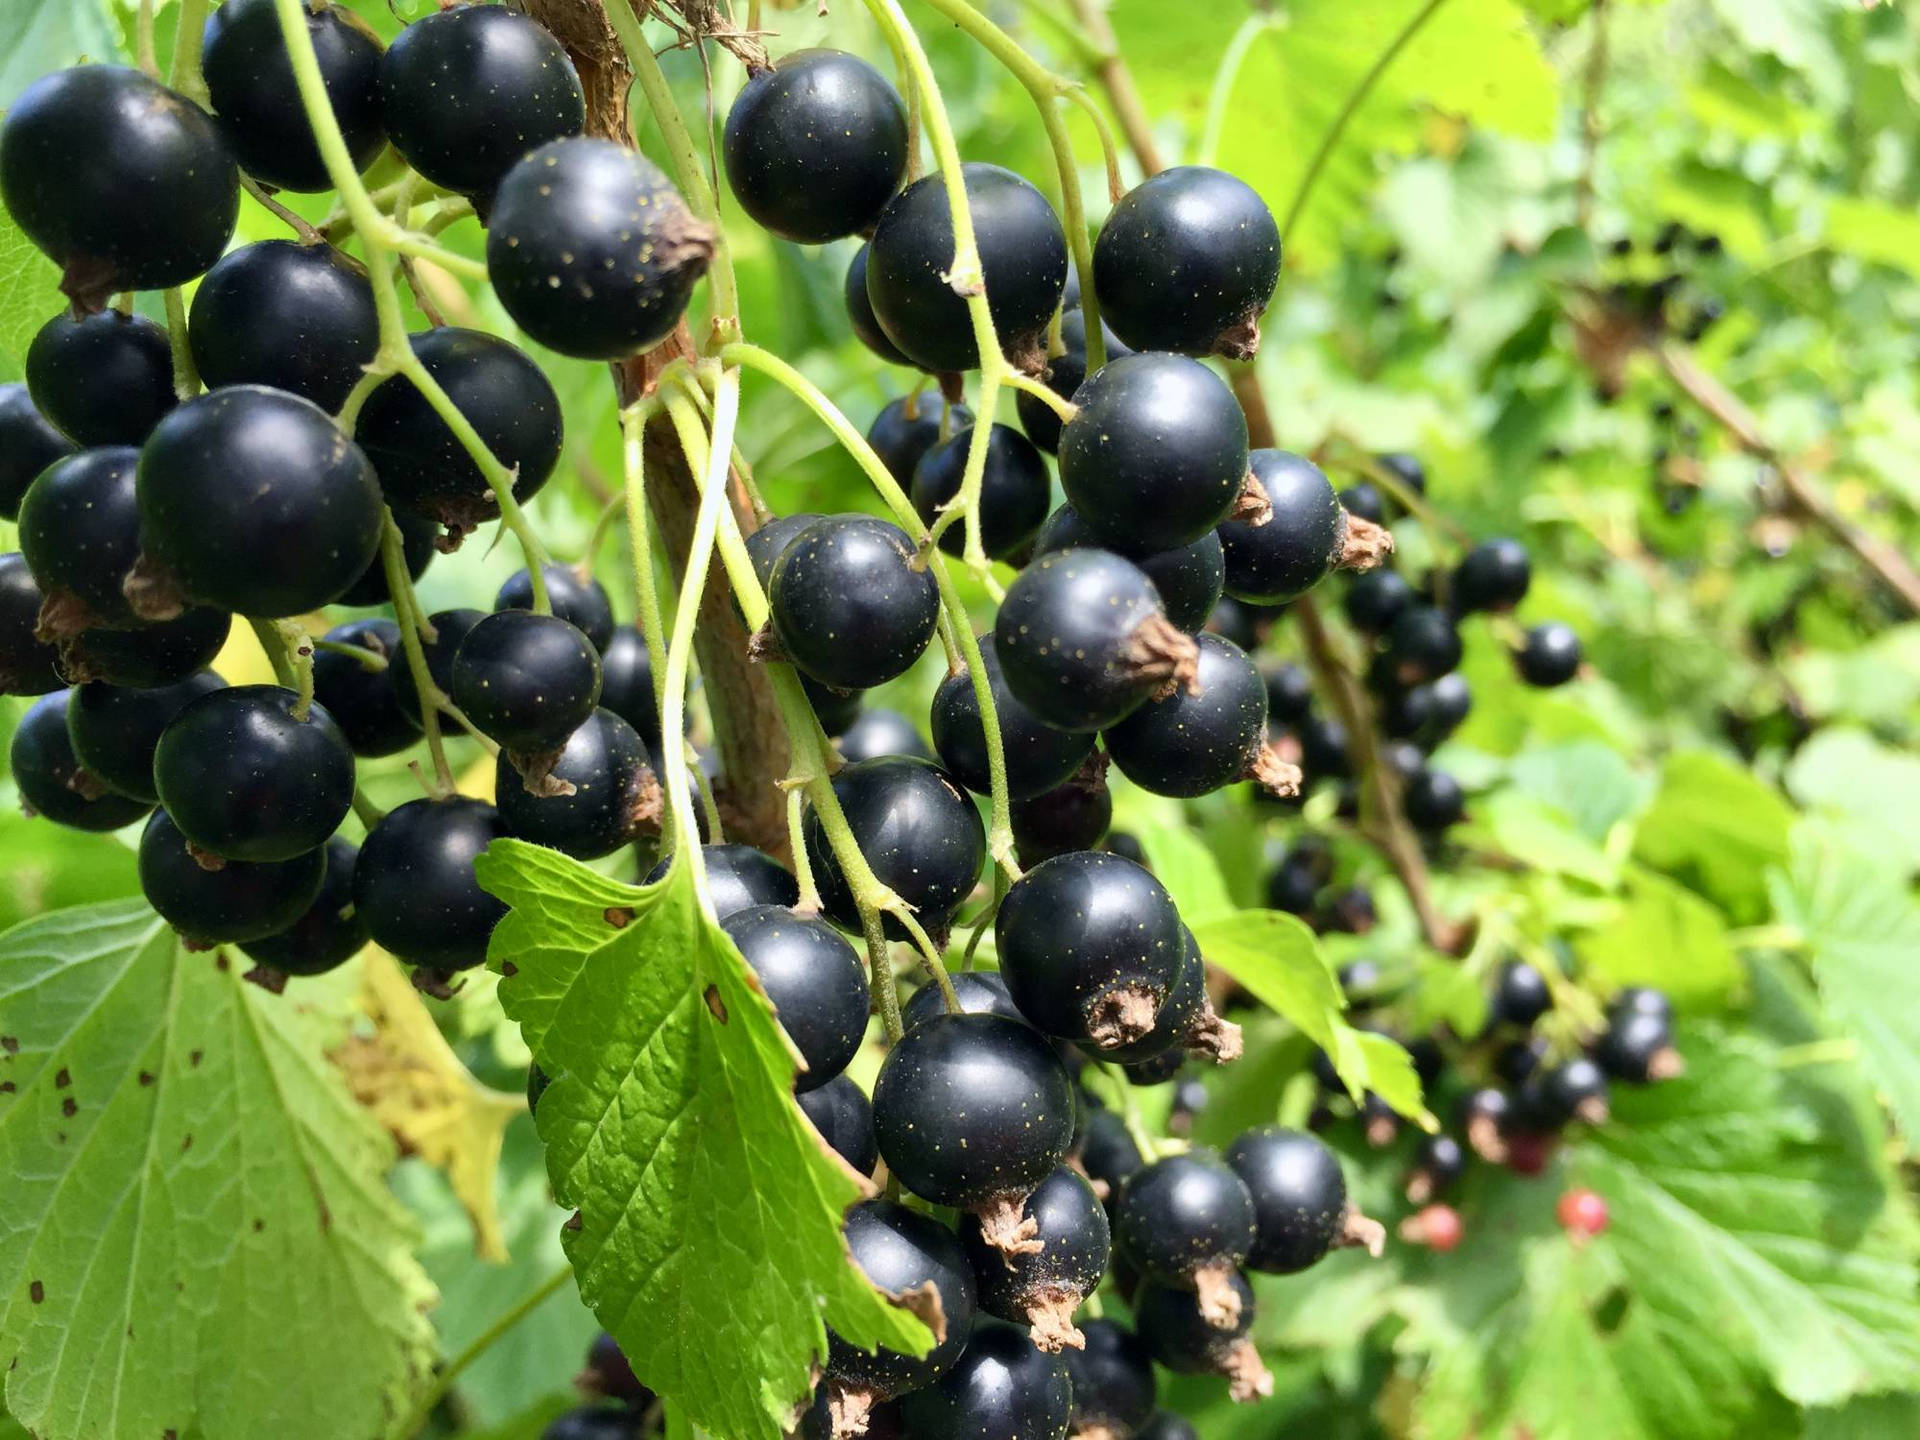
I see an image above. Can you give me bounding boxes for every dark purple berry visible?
[1344,567,1413,634]
[1104,633,1273,798]
[452,610,602,756]
[189,241,379,411]
[912,424,1051,560]
[0,383,75,520]
[899,1320,1073,1440]
[900,969,1027,1032]
[0,553,62,696]
[1218,449,1345,604]
[1115,1151,1256,1311]
[1225,1126,1350,1274]
[846,244,913,366]
[139,808,324,944]
[1015,308,1131,454]
[388,608,486,725]
[1516,622,1582,687]
[26,310,175,445]
[769,515,939,691]
[867,398,971,486]
[931,645,1094,801]
[836,707,930,764]
[826,1200,975,1403]
[66,669,224,802]
[1452,537,1531,614]
[1031,505,1223,634]
[1404,769,1465,832]
[645,843,799,921]
[353,797,509,974]
[1383,605,1462,686]
[239,837,369,979]
[496,708,657,860]
[17,446,146,632]
[721,904,870,1092]
[798,1074,878,1176]
[1062,1320,1156,1439]
[56,606,230,690]
[1010,776,1112,866]
[1492,960,1552,1027]
[805,756,984,939]
[12,689,152,831]
[312,618,420,759]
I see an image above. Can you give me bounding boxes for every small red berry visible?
[1557,1187,1610,1242]
[1504,1129,1556,1176]
[1398,1204,1464,1253]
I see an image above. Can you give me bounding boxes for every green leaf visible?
[1507,739,1649,843]
[479,841,932,1440]
[1575,865,1743,1011]
[0,903,437,1440]
[1785,626,1920,728]
[1122,801,1236,924]
[1804,1395,1920,1440]
[1473,790,1620,888]
[1785,728,1920,873]
[1633,750,1794,924]
[0,813,140,931]
[1822,197,1920,277]
[0,0,119,110]
[0,204,63,382]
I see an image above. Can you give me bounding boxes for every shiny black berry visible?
[452,610,601,756]
[1133,1274,1267,1396]
[1015,308,1130,454]
[1093,167,1279,359]
[1516,622,1582,687]
[1344,567,1413,635]
[379,4,585,201]
[134,386,383,618]
[582,1330,653,1409]
[836,707,930,764]
[189,241,379,411]
[1491,959,1552,1027]
[26,310,174,446]
[539,1406,642,1440]
[1058,354,1248,553]
[139,808,324,944]
[724,50,908,244]
[66,670,224,802]
[1424,671,1472,741]
[900,1320,1073,1440]
[1453,537,1531,614]
[1527,1056,1611,1128]
[931,645,1094,801]
[239,837,369,979]
[1218,449,1345,604]
[353,797,509,974]
[912,423,1051,560]
[0,66,238,297]
[846,245,912,366]
[1033,505,1224,635]
[495,566,615,654]
[1010,775,1112,867]
[961,1165,1110,1346]
[1404,769,1465,832]
[805,756,984,939]
[1596,1010,1680,1083]
[899,969,1028,1032]
[1062,1320,1156,1439]
[1104,633,1271,798]
[17,446,146,633]
[1376,452,1427,497]
[644,843,799,921]
[312,618,420,759]
[496,708,657,860]
[12,690,152,831]
[489,138,712,359]
[804,675,866,736]
[387,607,485,725]
[1115,1150,1256,1308]
[867,398,973,486]
[827,1200,975,1402]
[203,0,385,192]
[1260,663,1312,726]
[0,383,74,520]
[1612,985,1673,1023]
[337,511,437,609]
[872,1012,1075,1208]
[1406,1133,1467,1203]
[0,554,61,695]
[769,515,939,691]
[1094,927,1232,1066]
[57,607,230,690]
[356,329,562,543]
[1384,605,1463,686]
[866,163,1068,373]
[798,1073,879,1176]
[596,626,660,753]
[1225,1126,1348,1274]
[721,904,870,1092]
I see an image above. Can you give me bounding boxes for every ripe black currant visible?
[596,626,660,753]
[1014,308,1130,454]
[1105,633,1287,798]
[312,619,420,759]
[26,310,175,445]
[931,645,1094,801]
[867,398,972,486]
[994,549,1198,733]
[1133,1275,1271,1400]
[720,904,870,1092]
[745,511,824,592]
[961,1164,1108,1345]
[66,670,224,802]
[900,970,1029,1033]
[1217,450,1347,604]
[583,1331,653,1410]
[57,607,231,690]
[202,0,385,192]
[16,446,146,633]
[899,1320,1073,1440]
[1058,353,1249,553]
[995,850,1184,1049]
[139,809,325,945]
[769,515,940,691]
[337,511,437,609]
[1225,1126,1356,1274]
[1296,712,1350,782]
[645,843,800,920]
[1611,985,1673,1023]
[1452,537,1531,614]
[1406,1133,1467,1204]
[379,4,585,202]
[0,66,237,297]
[11,690,152,831]
[0,383,74,520]
[1062,1320,1156,1439]
[353,797,510,975]
[827,1200,976,1408]
[496,566,615,654]
[134,386,383,618]
[1344,567,1414,635]
[1010,775,1112,867]
[1093,167,1279,359]
[356,329,563,543]
[495,709,658,860]
[1033,505,1223,635]
[1491,959,1552,1027]
[153,685,356,863]
[0,554,61,696]
[1459,1085,1513,1161]
[1095,927,1238,1066]
[239,837,368,981]
[1424,671,1472,742]
[1383,605,1463,686]
[452,610,602,757]
[806,757,984,938]
[1516,622,1583,687]
[866,163,1068,373]
[911,423,1051,560]
[797,1073,879,1177]
[872,1012,1075,1214]
[1376,452,1427,497]
[1114,1151,1256,1324]
[1262,662,1314,725]
[723,50,908,244]
[1596,1010,1682,1083]
[835,707,931,764]
[1404,769,1465,832]
[1136,1413,1199,1440]
[1077,1107,1145,1203]
[1377,681,1432,740]
[387,607,485,725]
[489,138,712,360]
[1525,1056,1611,1129]
[540,1406,642,1440]
[1496,1035,1549,1089]
[846,245,913,366]
[805,676,866,736]
[189,241,380,412]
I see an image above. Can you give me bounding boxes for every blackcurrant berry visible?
[931,646,1094,801]
[1515,622,1582,687]
[1135,1413,1198,1440]
[1404,769,1465,832]
[1225,1126,1356,1274]
[133,386,383,618]
[66,670,224,802]
[452,610,602,757]
[336,511,437,609]
[583,1331,653,1409]
[1094,927,1237,1066]
[153,685,355,863]
[900,1319,1073,1440]
[1010,775,1112,867]
[596,626,661,753]
[827,1200,975,1407]
[1338,481,1384,525]
[1296,712,1350,782]
[11,689,152,831]
[312,619,420,759]
[353,797,509,975]
[1596,1010,1682,1083]
[1459,1085,1513,1161]
[911,424,1051,560]
[540,1405,643,1440]
[769,515,939,691]
[1058,354,1248,553]
[996,850,1184,1049]
[873,1012,1075,1214]
[1105,633,1286,798]
[724,50,908,244]
[379,4,585,201]
[1377,681,1432,740]
[867,398,972,486]
[0,66,237,297]
[1496,1035,1549,1088]
[1381,739,1427,785]
[202,0,385,192]
[1344,567,1413,635]
[804,676,866,736]
[1264,857,1318,915]
[1114,1150,1256,1325]
[496,709,658,860]
[806,756,984,938]
[994,549,1198,733]
[496,566,615,654]
[26,310,175,445]
[1383,605,1462,686]
[1491,959,1552,1027]
[0,383,74,520]
[1217,449,1349,604]
[644,843,799,920]
[16,445,146,633]
[1077,1109,1144,1205]
[1093,166,1279,359]
[899,969,1028,1033]
[1406,1133,1467,1204]
[356,329,563,543]
[57,606,231,690]
[239,837,368,980]
[139,808,325,945]
[1123,1047,1187,1088]
[1262,663,1314,725]
[959,1165,1108,1348]
[846,245,913,366]
[1610,985,1673,1023]
[797,1073,879,1177]
[0,554,61,696]
[1526,1056,1611,1128]
[489,138,712,360]
[388,608,486,725]
[1133,1275,1269,1400]
[720,904,869,1091]
[1423,671,1472,742]
[836,707,930,764]
[1452,537,1531,614]
[1014,308,1130,454]
[1062,1320,1156,1439]
[1031,505,1224,634]
[866,163,1068,374]
[189,241,380,412]
[1375,452,1427,497]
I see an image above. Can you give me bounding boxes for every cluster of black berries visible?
[1603,222,1726,348]
[541,1331,659,1440]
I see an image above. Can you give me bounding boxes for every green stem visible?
[392,1264,575,1440]
[249,617,316,719]
[787,786,821,913]
[161,288,199,401]
[619,400,680,854]
[380,517,454,798]
[168,0,210,103]
[863,909,907,1044]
